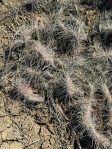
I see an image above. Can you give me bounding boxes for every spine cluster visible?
[2,0,112,148]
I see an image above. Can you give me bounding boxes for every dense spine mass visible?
[1,0,112,148]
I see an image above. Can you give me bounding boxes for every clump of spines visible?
[80,85,111,149]
[2,0,112,149]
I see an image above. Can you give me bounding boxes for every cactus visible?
[1,0,112,148]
